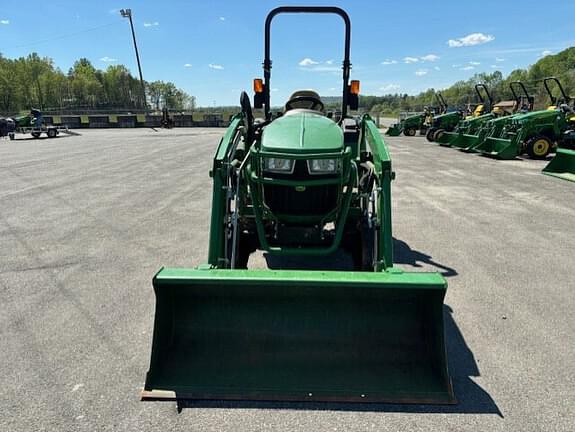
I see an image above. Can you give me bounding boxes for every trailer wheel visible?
[426,127,437,142]
[403,127,416,137]
[9,133,15,140]
[31,132,41,138]
[47,128,57,138]
[526,135,552,159]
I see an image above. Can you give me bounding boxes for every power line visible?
[12,22,119,49]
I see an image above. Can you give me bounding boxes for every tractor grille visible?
[263,184,338,216]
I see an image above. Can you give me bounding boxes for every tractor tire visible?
[47,128,57,138]
[433,129,445,141]
[226,231,256,269]
[526,135,552,159]
[426,127,437,142]
[351,220,377,271]
[403,127,416,137]
[31,132,41,138]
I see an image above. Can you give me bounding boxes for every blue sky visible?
[1,0,574,106]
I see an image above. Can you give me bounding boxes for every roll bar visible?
[474,84,493,109]
[261,6,352,120]
[543,77,571,106]
[509,81,534,109]
[435,92,447,113]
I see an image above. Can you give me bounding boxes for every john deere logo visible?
[295,186,306,192]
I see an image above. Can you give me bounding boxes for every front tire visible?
[526,135,552,159]
[47,128,57,138]
[404,127,416,137]
[433,128,445,141]
[31,132,41,138]
[426,127,437,142]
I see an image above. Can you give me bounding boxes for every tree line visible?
[360,47,575,115]
[0,53,196,114]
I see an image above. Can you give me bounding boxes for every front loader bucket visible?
[435,131,462,147]
[142,267,455,404]
[386,124,402,136]
[452,133,481,151]
[543,148,575,182]
[474,136,518,160]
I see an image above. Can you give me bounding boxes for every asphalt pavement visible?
[0,128,573,431]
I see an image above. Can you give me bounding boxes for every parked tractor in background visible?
[436,81,534,148]
[474,77,575,159]
[427,84,492,142]
[386,92,447,137]
[142,6,454,405]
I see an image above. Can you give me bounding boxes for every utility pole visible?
[120,9,146,110]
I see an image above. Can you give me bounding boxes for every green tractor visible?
[386,92,446,137]
[427,84,492,142]
[474,77,575,159]
[437,81,534,149]
[142,6,454,405]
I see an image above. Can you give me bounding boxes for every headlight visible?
[263,157,295,174]
[307,158,339,175]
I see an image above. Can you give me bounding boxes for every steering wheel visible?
[285,95,324,112]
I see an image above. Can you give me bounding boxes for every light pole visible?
[120,8,146,109]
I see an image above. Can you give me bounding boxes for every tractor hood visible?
[513,109,561,122]
[261,111,343,154]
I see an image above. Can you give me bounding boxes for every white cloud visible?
[143,21,159,27]
[541,50,553,57]
[434,66,441,71]
[328,87,337,91]
[100,56,117,62]
[381,59,398,65]
[219,16,225,21]
[420,54,439,62]
[452,64,462,68]
[325,59,334,65]
[299,57,319,66]
[380,84,401,92]
[208,63,224,70]
[448,32,495,47]
[415,69,428,76]
[460,66,475,71]
[271,88,279,92]
[0,19,9,25]
[490,65,498,68]
[469,61,481,65]
[496,57,505,62]
[184,63,192,68]
[404,56,419,64]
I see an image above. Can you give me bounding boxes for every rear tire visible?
[31,132,41,138]
[526,135,552,159]
[9,133,15,140]
[403,127,416,137]
[426,127,437,142]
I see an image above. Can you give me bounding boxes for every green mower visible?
[142,6,454,405]
[474,77,575,159]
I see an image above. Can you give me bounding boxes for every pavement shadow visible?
[393,237,458,277]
